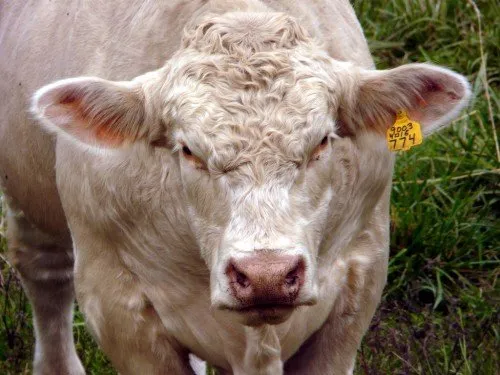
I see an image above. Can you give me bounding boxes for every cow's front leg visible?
[73,244,194,375]
[284,255,387,375]
[5,201,84,375]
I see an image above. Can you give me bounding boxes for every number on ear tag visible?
[386,111,423,152]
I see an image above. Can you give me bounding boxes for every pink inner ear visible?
[407,75,466,126]
[44,91,128,147]
[92,126,129,147]
[59,90,80,105]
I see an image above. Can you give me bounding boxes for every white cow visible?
[0,0,470,374]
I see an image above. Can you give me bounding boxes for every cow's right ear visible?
[32,77,160,148]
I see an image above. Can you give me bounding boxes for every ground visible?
[0,0,498,374]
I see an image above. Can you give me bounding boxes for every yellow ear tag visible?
[386,111,423,152]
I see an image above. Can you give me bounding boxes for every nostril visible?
[285,273,298,286]
[284,259,305,288]
[235,270,250,288]
[227,262,251,289]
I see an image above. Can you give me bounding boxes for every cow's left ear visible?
[32,77,159,148]
[339,63,471,136]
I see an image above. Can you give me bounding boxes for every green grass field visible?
[1,0,498,374]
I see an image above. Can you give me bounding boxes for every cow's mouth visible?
[240,305,295,325]
[221,303,303,326]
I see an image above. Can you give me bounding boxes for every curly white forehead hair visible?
[152,12,348,178]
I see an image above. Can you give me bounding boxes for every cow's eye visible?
[180,145,207,170]
[309,136,329,164]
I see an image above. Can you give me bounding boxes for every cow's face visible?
[170,65,336,324]
[32,13,470,326]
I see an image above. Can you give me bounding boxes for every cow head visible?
[32,13,470,326]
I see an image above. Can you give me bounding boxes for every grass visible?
[352,0,499,373]
[1,0,499,374]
